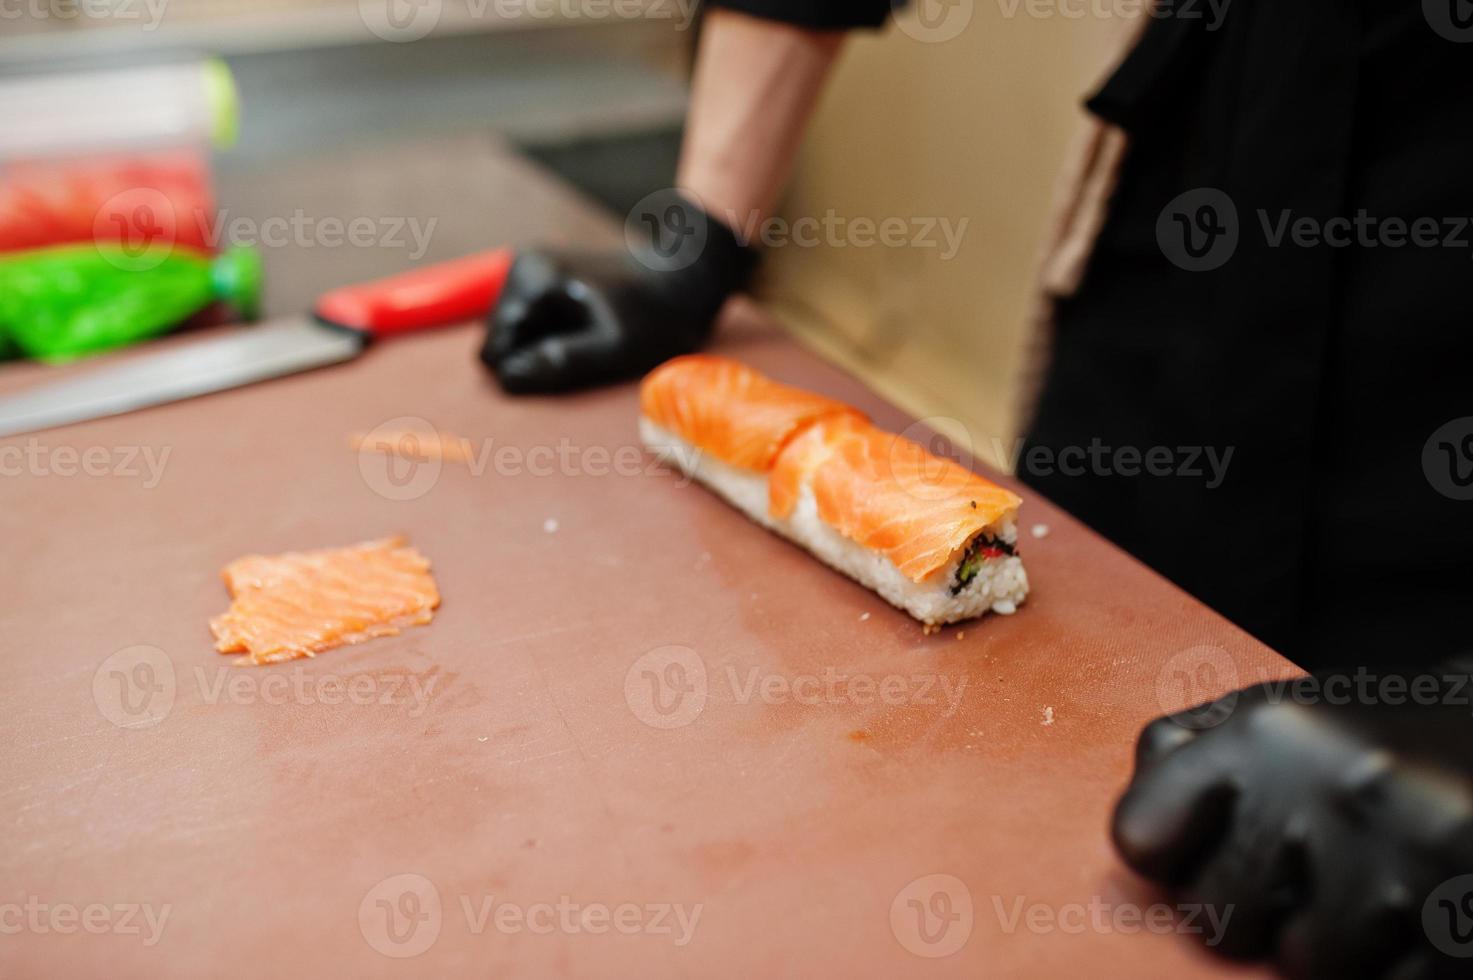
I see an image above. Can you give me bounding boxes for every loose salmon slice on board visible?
[210,536,440,665]
[640,354,864,471]
[350,426,476,464]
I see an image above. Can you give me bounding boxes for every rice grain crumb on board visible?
[543,517,559,534]
[1031,523,1051,539]
[1042,706,1055,726]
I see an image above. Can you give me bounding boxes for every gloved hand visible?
[1113,659,1473,979]
[482,190,757,394]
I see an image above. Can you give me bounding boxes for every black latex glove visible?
[482,190,758,394]
[1113,659,1473,979]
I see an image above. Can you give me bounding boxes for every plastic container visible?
[0,243,261,362]
[0,60,238,255]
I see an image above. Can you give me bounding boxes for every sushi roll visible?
[640,355,1029,625]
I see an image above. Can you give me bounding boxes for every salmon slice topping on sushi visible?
[640,354,863,471]
[801,419,1022,583]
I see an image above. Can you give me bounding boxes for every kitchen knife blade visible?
[0,248,512,438]
[0,317,359,438]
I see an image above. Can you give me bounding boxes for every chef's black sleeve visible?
[705,0,898,30]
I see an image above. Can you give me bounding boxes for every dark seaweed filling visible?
[950,534,1017,596]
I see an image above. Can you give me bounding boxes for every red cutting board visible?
[0,137,1289,979]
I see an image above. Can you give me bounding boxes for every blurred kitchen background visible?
[2,0,1127,466]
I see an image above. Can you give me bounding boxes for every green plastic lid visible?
[211,246,263,320]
